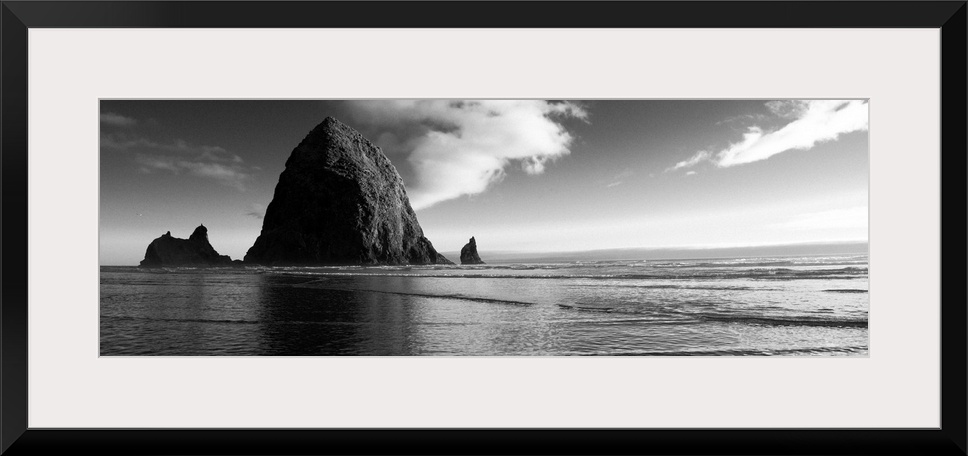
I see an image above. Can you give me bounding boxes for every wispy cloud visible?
[614,169,634,179]
[245,203,265,220]
[765,100,808,119]
[346,100,587,210]
[671,100,868,171]
[103,133,254,190]
[685,171,697,176]
[100,112,138,127]
[668,151,710,172]
[715,113,768,126]
[606,169,634,188]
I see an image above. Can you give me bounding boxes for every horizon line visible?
[439,239,869,255]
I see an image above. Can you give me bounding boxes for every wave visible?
[554,304,867,328]
[102,263,868,283]
[823,289,868,293]
[101,315,262,325]
[101,315,483,327]
[698,314,868,328]
[292,282,534,306]
[580,284,768,291]
[558,303,618,313]
[650,260,869,269]
[598,345,869,356]
[265,266,867,281]
[100,266,263,275]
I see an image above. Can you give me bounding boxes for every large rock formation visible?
[460,237,485,265]
[244,117,453,266]
[139,225,235,267]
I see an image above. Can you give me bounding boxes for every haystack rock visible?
[139,224,234,267]
[243,117,453,266]
[460,237,485,265]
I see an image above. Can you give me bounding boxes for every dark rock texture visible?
[460,237,485,265]
[244,117,453,266]
[139,225,234,267]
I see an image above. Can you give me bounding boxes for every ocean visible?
[99,254,869,356]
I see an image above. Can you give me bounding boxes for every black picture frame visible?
[2,1,965,455]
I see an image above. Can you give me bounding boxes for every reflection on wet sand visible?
[100,262,869,356]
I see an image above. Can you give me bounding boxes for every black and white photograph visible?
[100,99,870,356]
[6,1,961,453]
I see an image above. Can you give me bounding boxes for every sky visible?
[100,100,869,265]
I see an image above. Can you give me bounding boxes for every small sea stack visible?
[460,237,486,265]
[139,224,235,267]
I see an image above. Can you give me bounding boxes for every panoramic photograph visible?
[100,99,869,356]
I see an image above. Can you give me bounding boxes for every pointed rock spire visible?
[460,236,485,265]
[189,224,208,242]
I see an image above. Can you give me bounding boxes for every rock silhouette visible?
[460,237,485,265]
[244,117,453,266]
[139,225,234,267]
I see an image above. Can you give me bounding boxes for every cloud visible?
[606,169,634,187]
[667,151,710,172]
[245,203,265,220]
[613,169,634,180]
[103,133,254,190]
[345,100,587,210]
[672,100,868,171]
[764,100,808,119]
[135,155,252,191]
[685,171,697,176]
[715,113,768,126]
[100,112,138,127]
[135,155,180,173]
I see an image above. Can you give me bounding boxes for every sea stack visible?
[244,117,453,266]
[460,237,485,265]
[139,224,235,267]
